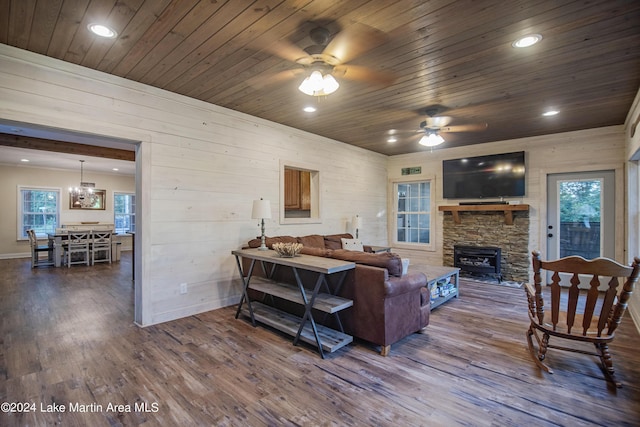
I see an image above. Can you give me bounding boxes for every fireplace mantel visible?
[438,204,529,225]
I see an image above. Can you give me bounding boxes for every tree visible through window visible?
[395,181,431,245]
[114,192,135,233]
[558,179,602,259]
[19,187,60,238]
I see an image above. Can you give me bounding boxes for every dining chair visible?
[65,230,91,267]
[26,229,54,268]
[91,231,112,265]
[525,250,640,387]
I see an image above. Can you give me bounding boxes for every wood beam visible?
[0,133,135,161]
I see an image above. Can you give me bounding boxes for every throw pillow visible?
[401,258,410,275]
[341,238,364,252]
[324,233,354,250]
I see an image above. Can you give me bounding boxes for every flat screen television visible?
[442,151,525,199]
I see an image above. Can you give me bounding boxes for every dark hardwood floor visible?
[1,254,639,426]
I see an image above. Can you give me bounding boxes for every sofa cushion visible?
[299,246,332,257]
[297,234,326,249]
[329,249,403,277]
[341,238,364,251]
[247,235,298,249]
[324,233,354,250]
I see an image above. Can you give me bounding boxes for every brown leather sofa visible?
[244,233,430,355]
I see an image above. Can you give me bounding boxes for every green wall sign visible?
[401,166,422,175]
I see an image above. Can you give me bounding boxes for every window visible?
[114,192,135,233]
[284,167,311,218]
[280,161,321,224]
[393,180,433,247]
[19,187,60,239]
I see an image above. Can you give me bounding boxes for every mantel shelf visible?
[438,204,529,225]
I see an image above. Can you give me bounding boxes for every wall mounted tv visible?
[442,151,526,199]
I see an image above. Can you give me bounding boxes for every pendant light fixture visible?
[69,160,99,208]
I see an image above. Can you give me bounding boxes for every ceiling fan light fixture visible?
[298,70,339,96]
[418,132,445,147]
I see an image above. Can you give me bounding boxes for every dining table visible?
[47,232,120,267]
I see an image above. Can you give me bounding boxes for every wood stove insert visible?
[454,245,502,282]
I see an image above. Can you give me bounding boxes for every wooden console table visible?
[438,204,529,225]
[232,248,355,358]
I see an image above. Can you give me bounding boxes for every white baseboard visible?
[0,252,30,259]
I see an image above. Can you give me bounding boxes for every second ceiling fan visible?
[398,109,488,147]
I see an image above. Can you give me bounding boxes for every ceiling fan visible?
[399,109,488,147]
[249,23,396,96]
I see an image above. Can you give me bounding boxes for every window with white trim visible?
[393,180,433,247]
[114,192,135,233]
[19,187,60,239]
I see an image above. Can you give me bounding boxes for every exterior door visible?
[546,171,615,261]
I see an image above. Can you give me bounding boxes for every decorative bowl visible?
[272,242,303,257]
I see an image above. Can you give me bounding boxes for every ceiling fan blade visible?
[253,37,311,63]
[323,23,388,64]
[440,123,488,133]
[424,116,453,128]
[391,129,424,136]
[333,65,396,86]
[247,69,304,90]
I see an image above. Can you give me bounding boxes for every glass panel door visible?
[547,171,614,260]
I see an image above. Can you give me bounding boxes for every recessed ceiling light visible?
[303,106,317,113]
[88,23,117,39]
[542,110,559,116]
[512,34,542,48]
[387,136,397,143]
[20,158,29,162]
[112,168,119,171]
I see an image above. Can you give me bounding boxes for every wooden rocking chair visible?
[525,250,640,387]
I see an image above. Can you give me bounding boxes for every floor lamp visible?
[252,198,271,250]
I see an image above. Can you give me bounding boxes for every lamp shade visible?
[252,199,271,219]
[352,215,363,229]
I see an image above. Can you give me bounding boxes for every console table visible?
[232,248,355,358]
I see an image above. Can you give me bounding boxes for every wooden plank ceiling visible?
[0,0,639,155]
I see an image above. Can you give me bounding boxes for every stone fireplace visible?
[441,205,530,282]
